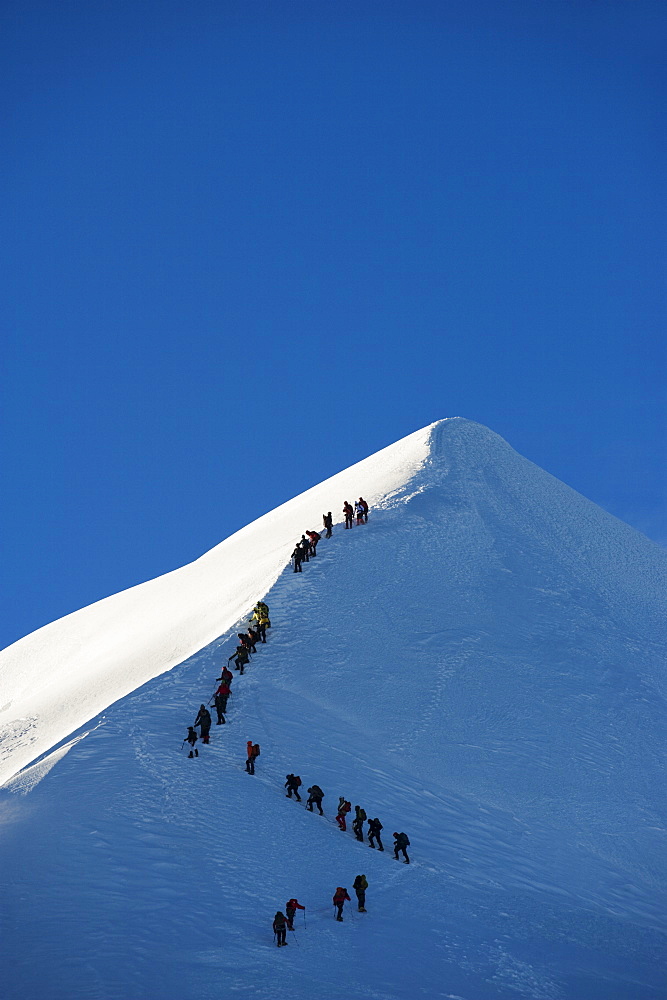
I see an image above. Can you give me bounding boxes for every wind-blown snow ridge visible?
[0,418,445,785]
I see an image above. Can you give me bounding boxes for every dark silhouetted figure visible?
[285,774,302,801]
[352,805,367,842]
[306,785,324,814]
[368,817,384,851]
[393,831,410,863]
[273,911,288,946]
[194,704,211,744]
[353,874,368,912]
[186,727,199,757]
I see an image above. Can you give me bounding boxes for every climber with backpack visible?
[306,530,320,556]
[393,831,410,863]
[358,497,369,522]
[273,911,288,947]
[299,535,310,562]
[185,726,199,758]
[343,501,354,529]
[194,704,211,744]
[251,604,270,637]
[322,512,333,538]
[231,644,249,673]
[284,774,302,801]
[217,665,233,686]
[336,797,351,831]
[239,631,256,654]
[368,817,384,851]
[212,681,230,724]
[333,886,351,921]
[306,785,324,815]
[246,739,259,774]
[352,805,367,842]
[353,874,368,912]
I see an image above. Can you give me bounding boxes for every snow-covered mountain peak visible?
[1,418,666,998]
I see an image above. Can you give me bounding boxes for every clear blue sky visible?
[2,0,665,650]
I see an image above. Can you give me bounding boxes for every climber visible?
[231,644,249,673]
[306,785,324,815]
[393,831,410,863]
[185,726,199,758]
[273,911,288,947]
[336,797,351,831]
[306,530,320,556]
[353,874,368,912]
[368,817,384,851]
[333,886,351,921]
[285,897,305,930]
[194,704,211,744]
[246,739,255,774]
[285,774,302,801]
[352,805,367,842]
[213,681,230,723]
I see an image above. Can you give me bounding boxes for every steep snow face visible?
[0,420,436,786]
[1,418,666,1000]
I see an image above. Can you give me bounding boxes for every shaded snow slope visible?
[0,421,434,786]
[1,418,666,999]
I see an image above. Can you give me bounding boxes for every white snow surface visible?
[1,417,666,1000]
[0,420,433,787]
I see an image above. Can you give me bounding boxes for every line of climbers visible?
[284,774,411,862]
[343,497,368,529]
[181,495,414,948]
[183,600,271,755]
[292,498,369,572]
[184,495,370,748]
[272,874,370,945]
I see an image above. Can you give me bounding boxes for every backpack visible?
[310,785,323,798]
[294,775,301,786]
[252,744,260,757]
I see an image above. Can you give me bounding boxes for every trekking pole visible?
[291,929,300,947]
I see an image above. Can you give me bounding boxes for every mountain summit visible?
[1,418,665,998]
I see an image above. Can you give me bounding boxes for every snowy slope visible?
[1,418,666,1000]
[0,421,433,786]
